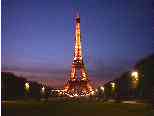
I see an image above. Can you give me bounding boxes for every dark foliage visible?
[102,54,154,102]
[1,72,26,100]
[1,72,51,100]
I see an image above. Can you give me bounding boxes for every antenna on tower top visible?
[76,9,80,18]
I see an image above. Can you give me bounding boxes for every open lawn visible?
[2,100,154,116]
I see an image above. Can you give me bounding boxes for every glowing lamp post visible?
[41,86,45,93]
[131,71,139,81]
[41,86,46,99]
[100,86,105,99]
[25,82,30,91]
[110,82,116,98]
[100,86,105,92]
[131,71,139,89]
[111,82,115,89]
[131,71,139,97]
[24,82,30,99]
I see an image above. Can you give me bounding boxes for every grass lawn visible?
[2,100,154,116]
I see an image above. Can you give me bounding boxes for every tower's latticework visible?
[64,14,93,97]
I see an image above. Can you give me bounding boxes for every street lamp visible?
[24,82,30,99]
[100,86,104,92]
[100,86,105,99]
[25,82,30,91]
[111,82,115,89]
[131,71,139,81]
[41,86,45,93]
[131,71,140,97]
[110,82,116,98]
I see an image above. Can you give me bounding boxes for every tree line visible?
[2,54,154,102]
[97,54,154,103]
[1,72,51,100]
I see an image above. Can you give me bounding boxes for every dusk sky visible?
[2,0,154,87]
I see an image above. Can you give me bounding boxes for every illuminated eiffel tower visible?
[64,13,93,97]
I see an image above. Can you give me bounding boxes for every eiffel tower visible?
[64,13,93,97]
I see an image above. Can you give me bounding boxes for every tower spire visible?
[74,11,82,61]
[76,10,80,19]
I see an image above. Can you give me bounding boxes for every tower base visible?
[64,80,94,97]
